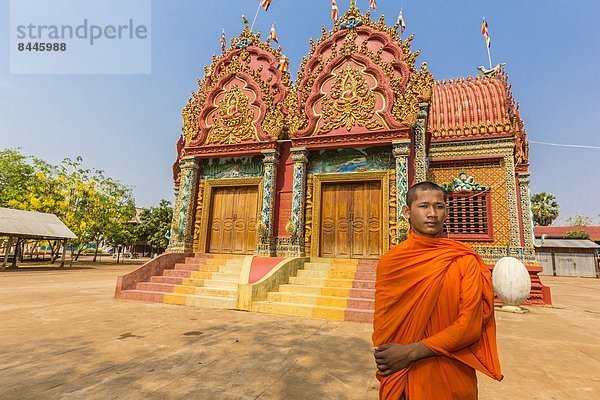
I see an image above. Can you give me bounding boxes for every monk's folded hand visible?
[374,342,435,377]
[374,343,414,376]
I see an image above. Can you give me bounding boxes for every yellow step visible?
[252,301,346,321]
[267,292,349,308]
[288,276,355,288]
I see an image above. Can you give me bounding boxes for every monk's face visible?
[402,189,447,238]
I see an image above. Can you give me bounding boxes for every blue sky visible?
[1,0,599,224]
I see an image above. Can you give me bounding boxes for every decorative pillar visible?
[517,170,535,249]
[392,140,411,243]
[168,157,200,253]
[413,103,430,183]
[286,147,309,256]
[257,149,279,256]
[503,154,521,248]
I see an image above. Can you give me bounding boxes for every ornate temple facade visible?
[166,5,542,299]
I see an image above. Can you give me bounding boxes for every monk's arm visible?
[420,256,483,355]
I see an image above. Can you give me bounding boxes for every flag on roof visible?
[481,18,491,48]
[369,0,377,10]
[270,23,279,43]
[220,29,226,49]
[331,0,339,22]
[261,0,272,11]
[277,56,289,72]
[397,9,406,33]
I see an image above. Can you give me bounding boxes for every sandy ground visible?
[0,261,599,399]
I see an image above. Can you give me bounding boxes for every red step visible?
[150,276,183,285]
[184,256,209,264]
[348,288,375,299]
[119,289,164,303]
[353,280,375,290]
[345,308,374,323]
[136,282,176,293]
[173,263,202,271]
[347,298,374,310]
[354,271,376,280]
[163,269,192,278]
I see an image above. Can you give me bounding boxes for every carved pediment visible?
[288,4,433,140]
[182,28,291,149]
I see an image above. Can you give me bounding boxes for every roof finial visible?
[350,0,356,8]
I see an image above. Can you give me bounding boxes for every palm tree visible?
[531,192,560,226]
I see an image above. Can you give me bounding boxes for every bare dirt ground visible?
[0,261,598,399]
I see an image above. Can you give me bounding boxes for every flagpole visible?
[251,0,261,31]
[487,45,492,69]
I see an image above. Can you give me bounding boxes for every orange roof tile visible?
[428,70,524,143]
[534,226,600,241]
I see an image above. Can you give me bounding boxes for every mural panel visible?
[307,147,394,174]
[201,156,264,180]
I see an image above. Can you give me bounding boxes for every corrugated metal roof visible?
[539,238,600,249]
[0,207,77,239]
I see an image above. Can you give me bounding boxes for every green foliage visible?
[0,148,42,208]
[567,214,593,227]
[135,200,173,253]
[564,231,590,239]
[531,192,560,226]
[1,149,136,260]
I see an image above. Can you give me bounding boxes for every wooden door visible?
[208,186,258,254]
[320,181,381,259]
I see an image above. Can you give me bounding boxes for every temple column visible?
[257,149,279,256]
[392,140,411,243]
[517,169,535,249]
[287,147,309,256]
[168,157,200,253]
[413,103,430,183]
[503,154,521,248]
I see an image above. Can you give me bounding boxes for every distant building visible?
[534,226,600,244]
[128,208,151,257]
[534,226,600,278]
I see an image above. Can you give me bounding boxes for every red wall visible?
[273,142,293,237]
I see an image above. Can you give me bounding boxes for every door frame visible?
[196,178,263,254]
[310,171,390,258]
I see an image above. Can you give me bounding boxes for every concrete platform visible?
[0,264,598,399]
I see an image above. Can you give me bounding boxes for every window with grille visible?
[444,191,493,241]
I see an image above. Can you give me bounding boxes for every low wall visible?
[237,257,309,311]
[114,252,191,299]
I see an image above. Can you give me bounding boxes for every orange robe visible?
[373,232,502,400]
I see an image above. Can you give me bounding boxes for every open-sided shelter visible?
[0,207,76,270]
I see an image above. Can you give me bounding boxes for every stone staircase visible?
[118,254,246,309]
[252,258,378,323]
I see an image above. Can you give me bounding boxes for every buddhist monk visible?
[373,182,502,400]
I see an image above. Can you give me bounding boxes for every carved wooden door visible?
[320,181,381,259]
[208,186,258,254]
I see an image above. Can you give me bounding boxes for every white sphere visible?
[492,257,531,307]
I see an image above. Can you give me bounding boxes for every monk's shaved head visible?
[406,182,447,207]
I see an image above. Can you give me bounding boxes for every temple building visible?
[116,4,550,318]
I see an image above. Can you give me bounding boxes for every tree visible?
[88,176,136,262]
[2,150,136,263]
[135,200,173,256]
[564,231,590,239]
[0,148,43,208]
[567,214,593,227]
[531,192,560,226]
